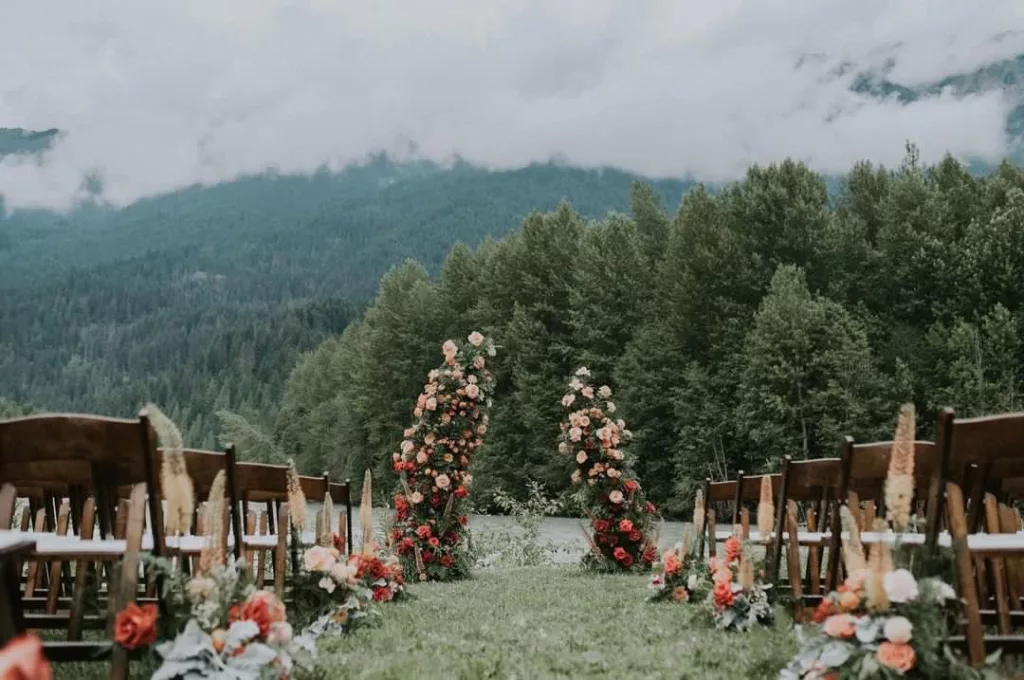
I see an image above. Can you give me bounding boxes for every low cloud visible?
[1,0,1022,210]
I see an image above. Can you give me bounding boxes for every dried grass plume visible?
[360,470,374,555]
[693,489,705,527]
[757,476,774,541]
[199,471,227,573]
[840,505,867,574]
[886,403,916,531]
[147,404,194,537]
[285,460,307,532]
[317,491,334,547]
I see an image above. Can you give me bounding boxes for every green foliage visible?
[475,482,564,568]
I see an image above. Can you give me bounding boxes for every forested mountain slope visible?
[0,156,688,444]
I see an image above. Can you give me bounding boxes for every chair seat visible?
[0,529,319,558]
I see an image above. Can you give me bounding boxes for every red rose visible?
[618,519,634,533]
[114,603,158,650]
[428,537,440,548]
[399,537,415,554]
[372,587,393,602]
[606,533,619,546]
[394,495,408,512]
[713,581,734,610]
[459,516,468,526]
[646,501,656,514]
[439,555,456,568]
[642,546,657,563]
[369,559,389,581]
[624,480,639,493]
[415,525,432,540]
[620,553,634,567]
[229,591,286,638]
[422,550,435,563]
[593,519,610,533]
[613,547,628,562]
[455,486,468,498]
[445,532,459,544]
[628,530,642,542]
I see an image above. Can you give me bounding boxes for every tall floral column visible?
[392,332,496,582]
[558,367,658,572]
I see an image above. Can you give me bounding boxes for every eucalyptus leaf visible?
[855,616,881,643]
[819,641,853,668]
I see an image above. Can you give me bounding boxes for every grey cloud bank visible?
[1,0,1023,210]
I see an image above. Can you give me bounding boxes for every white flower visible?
[576,451,588,464]
[606,401,616,413]
[468,331,485,347]
[883,569,919,603]
[883,616,913,644]
[935,581,957,602]
[487,344,496,357]
[569,378,584,392]
[569,427,582,442]
[598,385,612,398]
[562,393,576,407]
[409,491,424,504]
[267,621,293,645]
[318,577,336,594]
[330,562,357,584]
[575,367,591,377]
[558,442,569,454]
[401,440,414,455]
[609,490,624,504]
[188,577,215,600]
[687,574,699,590]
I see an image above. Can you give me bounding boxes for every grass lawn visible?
[53,566,799,679]
[317,567,797,679]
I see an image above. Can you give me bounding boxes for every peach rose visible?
[436,474,451,489]
[562,394,576,407]
[838,590,860,612]
[823,614,856,639]
[576,451,588,464]
[466,384,480,399]
[672,586,689,602]
[581,387,594,399]
[468,332,484,347]
[569,427,582,442]
[303,545,338,573]
[609,490,624,504]
[877,642,916,672]
[713,567,732,585]
[598,385,612,398]
[409,491,424,504]
[473,355,486,369]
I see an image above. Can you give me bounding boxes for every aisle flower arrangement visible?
[647,533,712,603]
[115,471,317,679]
[780,404,989,679]
[558,367,658,572]
[705,538,773,632]
[392,332,497,582]
[349,470,410,604]
[0,634,51,679]
[288,476,377,636]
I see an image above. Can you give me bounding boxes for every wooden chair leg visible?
[805,507,820,595]
[785,501,804,621]
[68,499,97,641]
[984,494,1011,634]
[23,509,46,598]
[45,500,71,614]
[110,484,147,680]
[948,482,986,667]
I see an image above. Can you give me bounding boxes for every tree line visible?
[271,147,1024,515]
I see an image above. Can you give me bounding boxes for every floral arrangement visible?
[705,537,773,631]
[0,634,51,679]
[118,557,316,680]
[558,367,658,572]
[392,332,497,582]
[781,404,989,679]
[647,533,712,604]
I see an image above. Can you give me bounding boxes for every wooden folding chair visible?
[0,412,161,678]
[937,409,1024,665]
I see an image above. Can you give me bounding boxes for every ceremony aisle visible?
[315,567,797,679]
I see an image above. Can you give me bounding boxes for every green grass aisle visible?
[317,567,798,679]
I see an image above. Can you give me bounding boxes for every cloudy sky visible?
[1,0,1023,210]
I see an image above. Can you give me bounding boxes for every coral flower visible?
[713,567,732,585]
[713,581,734,609]
[877,642,916,672]
[663,552,682,575]
[672,586,689,602]
[823,614,856,639]
[114,603,159,650]
[724,537,742,563]
[618,519,634,533]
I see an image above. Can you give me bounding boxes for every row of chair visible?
[0,410,353,677]
[695,406,1024,667]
